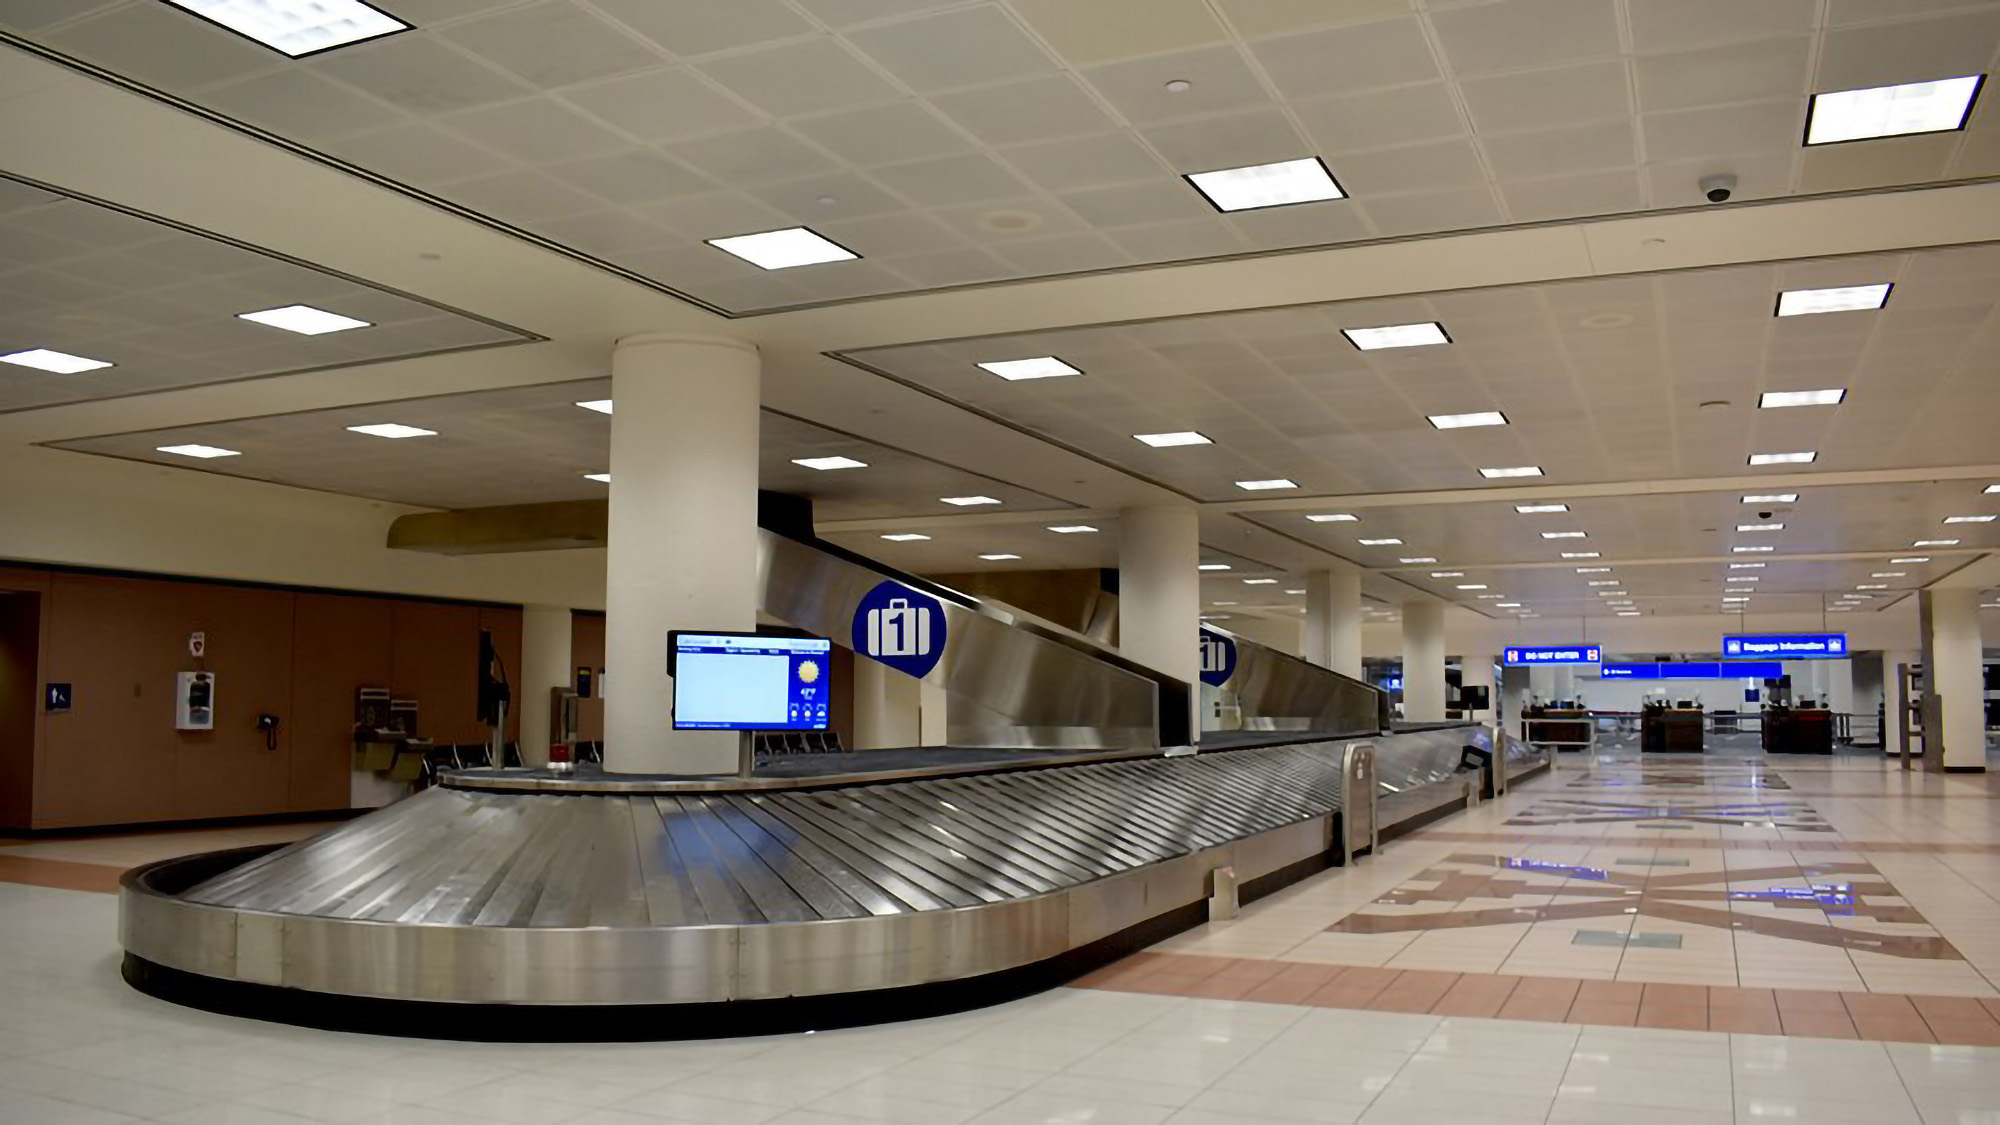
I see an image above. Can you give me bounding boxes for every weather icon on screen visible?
[796,660,821,684]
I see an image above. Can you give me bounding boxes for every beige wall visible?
[0,562,523,831]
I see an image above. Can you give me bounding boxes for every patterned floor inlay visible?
[1329,853,1961,959]
[1505,797,1834,830]
[1415,831,2000,853]
[1072,953,2000,1045]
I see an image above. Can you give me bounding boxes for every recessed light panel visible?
[1431,572,1464,578]
[1456,584,1487,590]
[707,227,857,270]
[978,553,1021,561]
[1749,451,1816,466]
[1344,322,1451,350]
[1516,504,1568,514]
[1617,611,1641,617]
[1480,466,1543,479]
[1733,546,1773,553]
[1730,562,1765,569]
[1561,552,1600,559]
[1244,578,1278,585]
[1133,431,1211,447]
[977,356,1080,381]
[1915,539,1959,547]
[1048,525,1098,534]
[1576,567,1611,574]
[237,304,370,335]
[1736,523,1785,532]
[1185,157,1343,212]
[161,0,408,57]
[1742,494,1797,504]
[576,399,614,414]
[1428,411,1507,430]
[1235,479,1297,490]
[1306,513,1358,522]
[1891,557,1930,564]
[1758,389,1845,409]
[156,444,239,459]
[1477,594,1505,600]
[1399,557,1437,564]
[1495,602,1521,608]
[1357,538,1403,546]
[1541,531,1586,540]
[1587,580,1618,587]
[1807,76,1983,145]
[1986,485,2000,494]
[792,456,867,470]
[940,496,999,506]
[346,423,435,439]
[1,348,112,374]
[1198,564,1231,571]
[1944,515,1996,523]
[1775,285,1889,317]
[1857,584,1888,590]
[583,473,610,483]
[1871,572,1906,578]
[881,533,930,542]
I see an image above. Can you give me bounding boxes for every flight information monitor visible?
[669,632,832,731]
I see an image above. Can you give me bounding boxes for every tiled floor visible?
[2,750,1999,1123]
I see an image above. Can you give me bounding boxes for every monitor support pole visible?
[738,730,756,779]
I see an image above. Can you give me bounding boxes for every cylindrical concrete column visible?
[1919,589,1986,772]
[603,334,761,774]
[1400,601,1446,722]
[1118,505,1201,741]
[518,605,572,767]
[852,656,920,750]
[1459,652,1496,720]
[1304,569,1363,678]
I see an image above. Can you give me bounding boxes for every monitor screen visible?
[670,632,832,731]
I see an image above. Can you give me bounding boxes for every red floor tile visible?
[1708,1007,1783,1035]
[1577,980,1644,1004]
[1850,1015,1936,1043]
[1843,993,1921,1019]
[1775,989,1850,1014]
[1927,1019,2000,1047]
[1567,1000,1640,1026]
[1780,1010,1860,1040]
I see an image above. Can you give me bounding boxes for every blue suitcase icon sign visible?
[1200,634,1229,674]
[867,597,931,658]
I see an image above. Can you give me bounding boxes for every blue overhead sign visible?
[1599,661,1785,680]
[1722,633,1848,659]
[1504,644,1601,666]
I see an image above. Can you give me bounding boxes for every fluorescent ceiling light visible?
[1561,552,1600,559]
[1307,513,1358,522]
[1742,494,1797,504]
[583,472,610,483]
[1945,515,1996,523]
[1730,562,1765,569]
[156,444,239,459]
[1775,285,1889,317]
[1516,504,1568,514]
[1733,546,1773,553]
[1759,389,1845,409]
[1456,584,1488,590]
[1235,479,1297,490]
[1857,584,1888,590]
[1431,571,1464,578]
[576,399,614,414]
[1617,611,1641,617]
[1727,576,1758,583]
[1540,531,1586,539]
[1829,607,1853,612]
[1244,578,1278,585]
[346,423,435,439]
[1133,431,1210,447]
[1891,557,1930,564]
[1871,572,1906,578]
[1597,590,1626,597]
[1749,451,1816,466]
[978,356,1079,381]
[1428,411,1507,430]
[160,0,407,57]
[707,227,856,270]
[940,496,1000,506]
[1915,539,1959,547]
[1285,588,1305,595]
[978,553,1021,561]
[1736,523,1785,532]
[1399,557,1437,564]
[1,348,112,374]
[1048,525,1098,534]
[1185,157,1343,212]
[1344,322,1451,351]
[1495,602,1521,608]
[1200,614,1229,621]
[1198,564,1231,571]
[792,456,867,470]
[1807,76,1983,144]
[1587,580,1618,587]
[1477,594,1505,600]
[1212,601,1239,606]
[1357,538,1403,546]
[1576,567,1611,574]
[1986,485,2000,494]
[236,304,369,335]
[1723,597,1750,603]
[1480,466,1543,479]
[880,533,930,542]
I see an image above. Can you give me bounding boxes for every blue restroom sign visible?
[1198,629,1237,686]
[852,581,948,679]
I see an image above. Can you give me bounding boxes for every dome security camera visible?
[1758,510,1774,520]
[1700,173,1737,203]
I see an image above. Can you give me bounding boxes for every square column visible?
[1303,569,1363,678]
[1117,505,1200,743]
[517,604,572,767]
[1919,589,1986,772]
[1400,600,1446,723]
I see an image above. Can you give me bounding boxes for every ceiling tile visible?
[870,152,1034,206]
[1634,37,1813,113]
[556,68,766,142]
[436,167,602,221]
[1359,187,1505,235]
[845,5,1060,92]
[1459,60,1633,134]
[309,34,535,114]
[1799,132,1960,193]
[1498,168,1644,221]
[1333,138,1488,195]
[999,133,1172,193]
[1628,0,1818,54]
[1482,120,1637,180]
[545,149,716,204]
[1080,45,1275,126]
[789,0,968,28]
[1140,108,1314,171]
[435,1,664,89]
[1057,182,1214,228]
[1295,82,1470,153]
[1008,0,1229,66]
[592,0,816,56]
[438,97,631,162]
[1815,9,2000,91]
[47,2,277,89]
[664,127,843,185]
[633,191,794,239]
[1252,17,1442,102]
[1212,0,1413,38]
[696,37,902,117]
[930,74,1117,145]
[1641,101,1803,162]
[321,122,517,184]
[789,101,976,166]
[1428,0,1621,75]
[199,69,406,140]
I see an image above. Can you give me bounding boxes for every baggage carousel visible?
[121,725,1535,1040]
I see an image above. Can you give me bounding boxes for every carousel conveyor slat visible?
[180,738,1356,928]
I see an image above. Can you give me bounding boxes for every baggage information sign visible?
[1721,633,1847,659]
